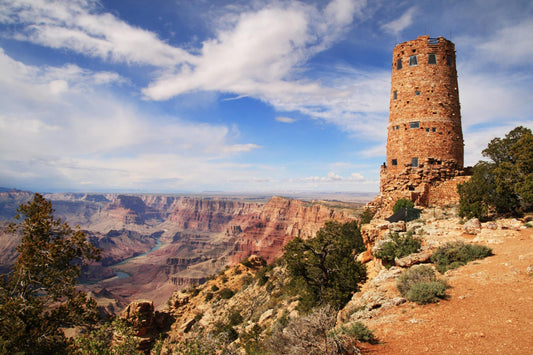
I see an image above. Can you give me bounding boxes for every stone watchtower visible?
[378,36,467,209]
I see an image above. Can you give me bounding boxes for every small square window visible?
[409,55,418,66]
[391,159,397,166]
[409,121,420,129]
[425,128,430,132]
[415,91,421,96]
[446,54,452,66]
[432,127,436,132]
[428,53,437,64]
[396,125,400,130]
[393,91,397,100]
[396,58,402,70]
[411,157,419,167]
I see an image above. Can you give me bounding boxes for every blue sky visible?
[0,0,532,194]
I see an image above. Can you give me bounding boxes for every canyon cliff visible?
[0,190,364,311]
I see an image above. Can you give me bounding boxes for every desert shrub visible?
[204,292,214,301]
[374,232,421,265]
[218,288,235,299]
[228,310,243,326]
[265,306,338,354]
[393,198,415,213]
[405,281,447,304]
[359,208,374,225]
[283,220,367,312]
[211,321,239,344]
[255,262,275,286]
[329,322,378,344]
[211,285,219,292]
[75,318,142,355]
[397,265,447,304]
[240,258,253,268]
[431,242,493,273]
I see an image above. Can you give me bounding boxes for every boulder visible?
[463,218,481,235]
[122,300,154,337]
[395,251,432,268]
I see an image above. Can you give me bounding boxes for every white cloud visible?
[275,116,297,123]
[381,6,417,36]
[464,20,533,67]
[0,0,192,66]
[0,49,260,191]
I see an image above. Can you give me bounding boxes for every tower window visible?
[425,128,430,132]
[432,127,436,132]
[446,54,452,66]
[415,91,421,96]
[396,58,402,70]
[411,157,419,167]
[391,159,397,166]
[428,53,437,64]
[409,55,418,66]
[393,91,397,100]
[409,121,420,129]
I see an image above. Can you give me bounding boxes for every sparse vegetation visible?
[218,287,235,299]
[397,265,448,304]
[74,318,142,355]
[359,207,374,225]
[329,321,378,345]
[374,232,422,266]
[430,242,493,273]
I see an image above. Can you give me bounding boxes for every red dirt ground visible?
[360,228,533,354]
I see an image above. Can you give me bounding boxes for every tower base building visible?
[371,36,470,217]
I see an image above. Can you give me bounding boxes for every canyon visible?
[0,189,366,311]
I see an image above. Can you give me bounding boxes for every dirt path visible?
[361,228,533,354]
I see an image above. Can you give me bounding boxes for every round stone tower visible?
[385,35,463,175]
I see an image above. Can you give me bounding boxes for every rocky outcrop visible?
[230,196,360,263]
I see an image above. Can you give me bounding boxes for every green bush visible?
[397,265,447,304]
[218,288,235,299]
[211,285,219,292]
[330,322,378,344]
[359,208,374,225]
[374,232,421,265]
[393,198,415,213]
[228,310,243,326]
[405,281,447,304]
[204,292,213,301]
[430,242,493,273]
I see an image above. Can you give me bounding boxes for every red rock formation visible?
[229,196,359,263]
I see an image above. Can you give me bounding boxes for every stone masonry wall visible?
[386,35,463,175]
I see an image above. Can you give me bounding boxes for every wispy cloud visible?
[381,6,417,36]
[275,116,297,123]
[0,0,192,66]
[0,49,260,191]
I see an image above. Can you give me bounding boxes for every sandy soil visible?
[360,228,533,354]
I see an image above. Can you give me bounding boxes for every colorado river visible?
[110,237,163,279]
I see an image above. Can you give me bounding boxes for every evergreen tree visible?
[283,220,367,312]
[459,126,533,219]
[0,193,101,354]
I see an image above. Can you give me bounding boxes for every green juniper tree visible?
[0,193,101,354]
[283,220,367,312]
[458,126,533,219]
